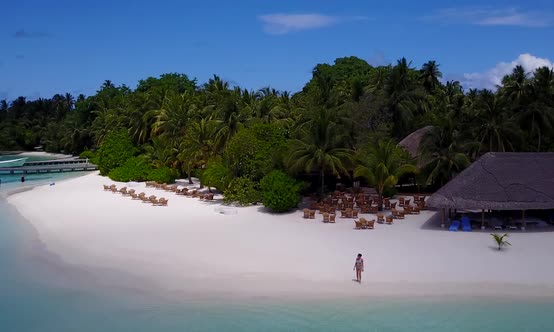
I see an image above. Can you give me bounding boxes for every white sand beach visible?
[7,172,554,299]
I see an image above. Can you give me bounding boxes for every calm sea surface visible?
[1,155,554,331]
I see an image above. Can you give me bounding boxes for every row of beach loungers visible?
[145,181,215,201]
[103,184,168,206]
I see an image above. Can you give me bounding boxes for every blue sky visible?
[1,0,553,100]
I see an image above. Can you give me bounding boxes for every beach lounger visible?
[354,220,364,229]
[323,213,330,223]
[110,186,118,193]
[384,199,391,210]
[103,185,110,191]
[329,214,336,223]
[386,215,393,224]
[158,197,168,206]
[461,216,472,232]
[377,213,384,224]
[449,220,460,232]
[398,197,405,207]
[366,219,375,229]
[130,192,138,199]
[309,210,316,219]
[303,209,310,219]
[352,210,359,218]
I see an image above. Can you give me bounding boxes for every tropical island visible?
[3,56,554,298]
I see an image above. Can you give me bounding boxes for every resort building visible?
[427,152,554,230]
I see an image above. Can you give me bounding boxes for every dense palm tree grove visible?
[1,56,553,206]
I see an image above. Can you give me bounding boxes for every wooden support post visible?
[481,209,485,230]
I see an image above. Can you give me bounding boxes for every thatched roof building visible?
[398,126,433,159]
[427,152,554,211]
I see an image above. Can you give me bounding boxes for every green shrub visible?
[108,157,151,182]
[260,171,302,213]
[79,149,98,164]
[201,160,232,191]
[97,129,138,175]
[225,124,288,181]
[147,166,177,184]
[223,177,261,205]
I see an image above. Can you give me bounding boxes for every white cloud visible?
[426,7,553,27]
[461,54,554,90]
[258,14,366,35]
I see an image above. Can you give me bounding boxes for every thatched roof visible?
[426,152,554,210]
[398,126,433,158]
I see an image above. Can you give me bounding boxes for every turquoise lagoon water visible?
[1,169,554,331]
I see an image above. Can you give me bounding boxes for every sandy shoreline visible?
[7,172,554,300]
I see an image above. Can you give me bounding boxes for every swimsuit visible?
[355,258,363,270]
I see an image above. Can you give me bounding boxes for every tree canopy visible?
[2,57,553,204]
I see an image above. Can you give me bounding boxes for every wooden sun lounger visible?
[329,214,336,223]
[377,213,384,224]
[103,185,110,191]
[354,220,364,229]
[157,197,168,206]
[309,210,316,219]
[130,192,138,199]
[150,196,160,205]
[365,219,375,229]
[110,186,118,193]
[386,215,394,224]
[303,208,310,219]
[323,212,330,223]
[398,197,405,207]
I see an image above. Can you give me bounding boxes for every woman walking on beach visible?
[353,253,364,283]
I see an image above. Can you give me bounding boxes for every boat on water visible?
[0,157,28,168]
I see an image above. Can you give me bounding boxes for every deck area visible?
[0,159,98,174]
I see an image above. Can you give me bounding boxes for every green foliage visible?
[225,123,288,181]
[260,171,302,213]
[201,159,233,191]
[108,157,151,182]
[1,60,554,199]
[223,177,261,206]
[354,139,416,208]
[147,166,177,184]
[97,129,138,175]
[382,186,397,198]
[491,233,512,250]
[79,149,98,163]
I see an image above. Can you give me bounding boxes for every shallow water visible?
[1,172,554,331]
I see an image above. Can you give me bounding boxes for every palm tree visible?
[491,233,511,251]
[520,66,554,151]
[152,91,195,146]
[385,58,423,139]
[354,139,417,210]
[287,108,353,194]
[178,116,219,184]
[500,65,530,104]
[474,90,521,154]
[420,60,442,93]
[419,119,472,187]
